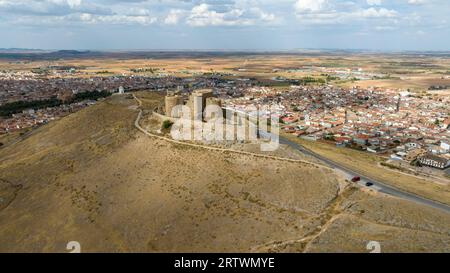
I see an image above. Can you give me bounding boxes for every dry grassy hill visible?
[0,93,449,252]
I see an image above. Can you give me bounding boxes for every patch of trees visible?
[130,68,157,73]
[321,74,340,82]
[69,90,111,103]
[429,85,450,90]
[326,75,340,81]
[297,77,326,85]
[0,97,60,117]
[0,90,111,117]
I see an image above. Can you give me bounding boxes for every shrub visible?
[162,120,174,129]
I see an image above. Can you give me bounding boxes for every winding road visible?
[278,136,450,213]
[134,96,450,213]
[224,107,450,214]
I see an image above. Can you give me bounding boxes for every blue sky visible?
[0,0,448,51]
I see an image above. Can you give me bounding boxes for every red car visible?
[351,176,361,183]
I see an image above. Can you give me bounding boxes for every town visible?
[2,0,450,255]
[1,67,449,177]
[0,70,253,134]
[228,85,450,174]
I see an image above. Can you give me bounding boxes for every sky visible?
[0,0,449,51]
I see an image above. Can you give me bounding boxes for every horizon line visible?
[1,48,450,54]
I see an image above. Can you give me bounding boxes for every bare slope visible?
[0,94,449,252]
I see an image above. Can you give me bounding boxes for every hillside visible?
[0,93,449,252]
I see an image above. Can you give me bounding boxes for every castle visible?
[165,89,222,120]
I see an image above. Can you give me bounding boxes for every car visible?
[351,176,361,182]
[365,182,374,187]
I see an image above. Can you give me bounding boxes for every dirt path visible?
[132,93,331,169]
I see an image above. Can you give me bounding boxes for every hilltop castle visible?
[165,89,222,120]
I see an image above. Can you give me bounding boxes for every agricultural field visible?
[1,51,449,93]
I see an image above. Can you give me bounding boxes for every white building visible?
[419,154,450,169]
[441,141,450,152]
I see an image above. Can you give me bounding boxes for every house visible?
[322,122,331,128]
[390,154,403,160]
[404,148,427,162]
[301,135,320,141]
[441,141,450,152]
[405,142,421,150]
[294,130,306,137]
[367,146,382,153]
[428,144,449,155]
[335,136,352,144]
[283,126,296,133]
[368,138,380,146]
[442,119,450,129]
[353,134,369,146]
[281,116,298,124]
[418,154,450,169]
[395,145,406,152]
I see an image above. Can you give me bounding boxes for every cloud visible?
[374,25,397,31]
[6,12,158,27]
[0,0,112,16]
[46,0,83,9]
[408,0,426,4]
[0,0,162,26]
[357,7,397,18]
[366,0,382,5]
[0,0,447,51]
[294,0,398,25]
[78,13,157,25]
[255,8,276,23]
[186,3,275,27]
[187,4,245,26]
[164,9,185,25]
[294,0,328,13]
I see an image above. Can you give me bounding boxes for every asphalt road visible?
[223,107,450,213]
[278,136,450,214]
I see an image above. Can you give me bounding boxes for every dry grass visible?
[0,94,341,252]
[0,94,449,253]
[282,134,450,206]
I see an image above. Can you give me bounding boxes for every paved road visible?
[278,136,450,214]
[224,107,450,213]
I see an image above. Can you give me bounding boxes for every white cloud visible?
[374,25,397,31]
[367,0,382,5]
[259,11,276,22]
[357,7,397,18]
[48,0,82,9]
[164,9,185,25]
[0,0,445,40]
[294,0,398,25]
[186,3,275,27]
[408,0,426,4]
[78,13,158,25]
[294,0,328,13]
[416,30,426,35]
[187,4,245,27]
[0,0,112,16]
